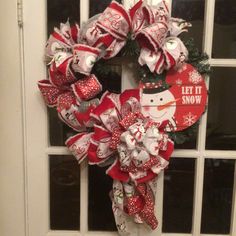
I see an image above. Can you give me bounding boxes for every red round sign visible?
[166,63,208,131]
[140,64,208,131]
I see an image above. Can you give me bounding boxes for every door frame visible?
[0,1,26,236]
[4,0,236,236]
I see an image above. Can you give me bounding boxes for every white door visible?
[1,0,236,236]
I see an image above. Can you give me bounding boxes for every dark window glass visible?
[48,108,77,146]
[212,0,236,58]
[88,165,117,231]
[50,155,80,230]
[89,0,122,17]
[206,67,236,150]
[201,159,235,234]
[163,158,195,233]
[94,64,122,94]
[47,0,80,35]
[172,0,205,50]
[174,124,198,150]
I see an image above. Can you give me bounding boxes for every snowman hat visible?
[139,81,169,94]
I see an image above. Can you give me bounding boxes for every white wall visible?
[0,0,26,236]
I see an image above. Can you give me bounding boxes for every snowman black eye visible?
[150,99,154,103]
[160,98,163,101]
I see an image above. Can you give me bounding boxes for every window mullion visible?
[161,234,191,236]
[202,0,216,58]
[192,0,216,235]
[46,146,70,155]
[80,0,90,234]
[210,59,236,67]
[196,76,209,153]
[172,150,200,158]
[230,162,236,236]
[204,150,236,159]
[192,156,205,236]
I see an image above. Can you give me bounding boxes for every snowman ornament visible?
[141,86,178,131]
[140,64,208,132]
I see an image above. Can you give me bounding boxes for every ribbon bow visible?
[46,21,101,87]
[66,89,174,230]
[80,0,190,73]
[133,1,190,74]
[38,74,102,131]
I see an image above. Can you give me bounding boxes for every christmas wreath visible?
[38,0,209,234]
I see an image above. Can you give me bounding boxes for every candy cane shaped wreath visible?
[38,1,209,235]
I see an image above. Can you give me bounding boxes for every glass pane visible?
[212,0,236,58]
[174,124,198,150]
[93,64,122,95]
[88,165,117,231]
[47,0,80,35]
[172,0,205,50]
[206,67,236,150]
[163,158,195,233]
[201,159,235,234]
[50,155,80,230]
[48,108,77,146]
[89,0,122,17]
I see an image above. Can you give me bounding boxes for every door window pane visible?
[88,165,117,231]
[201,159,235,234]
[172,0,205,50]
[206,67,236,150]
[212,0,236,58]
[163,158,195,233]
[174,125,198,150]
[47,0,80,35]
[89,0,122,17]
[50,155,80,230]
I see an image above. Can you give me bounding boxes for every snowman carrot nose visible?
[157,98,180,111]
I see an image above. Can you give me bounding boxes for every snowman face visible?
[60,105,78,127]
[141,90,176,123]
